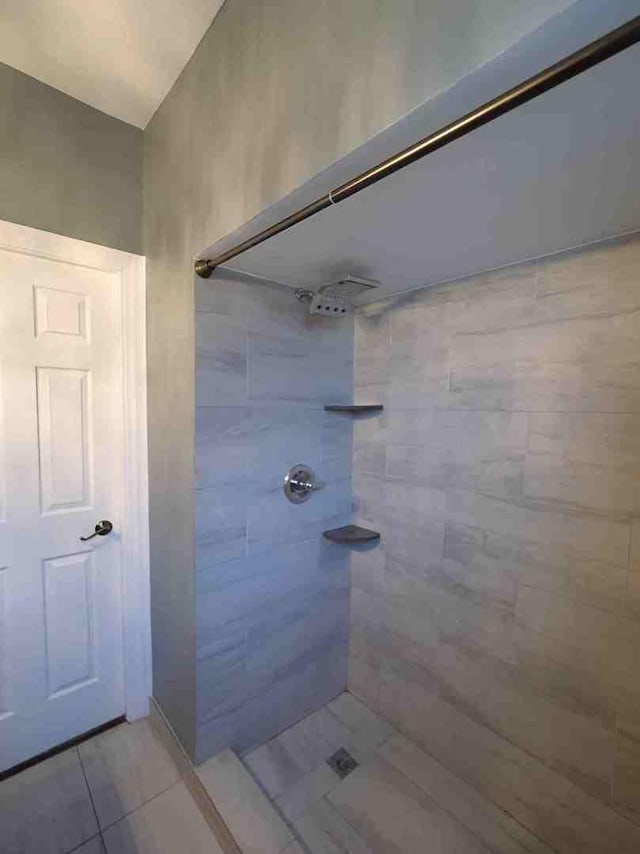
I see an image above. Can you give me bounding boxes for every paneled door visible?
[0,248,125,771]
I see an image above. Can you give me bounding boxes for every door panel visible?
[43,550,96,697]
[37,367,91,513]
[0,249,125,770]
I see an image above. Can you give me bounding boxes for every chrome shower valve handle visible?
[283,465,322,503]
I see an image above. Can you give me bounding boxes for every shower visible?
[294,274,379,315]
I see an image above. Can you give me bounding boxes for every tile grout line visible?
[75,745,102,846]
[65,831,106,854]
[75,725,183,837]
[95,778,182,836]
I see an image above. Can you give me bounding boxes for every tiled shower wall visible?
[194,272,353,762]
[350,232,640,850]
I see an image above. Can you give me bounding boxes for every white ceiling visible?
[209,2,640,304]
[0,0,225,127]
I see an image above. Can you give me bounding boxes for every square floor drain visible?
[327,747,359,779]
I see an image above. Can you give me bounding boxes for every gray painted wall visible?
[0,61,142,253]
[143,0,577,754]
[350,232,640,849]
[194,272,352,760]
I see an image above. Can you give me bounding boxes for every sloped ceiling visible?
[0,0,225,127]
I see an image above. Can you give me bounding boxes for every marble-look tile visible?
[378,518,446,569]
[449,359,640,414]
[197,540,345,637]
[245,584,349,697]
[385,443,524,498]
[196,641,347,761]
[275,763,340,822]
[389,334,449,391]
[0,747,98,854]
[523,453,639,518]
[448,280,536,335]
[195,406,250,488]
[294,797,373,853]
[535,234,640,299]
[423,635,616,801]
[384,478,447,524]
[612,729,640,824]
[249,403,323,481]
[445,489,630,567]
[243,643,348,754]
[248,331,351,405]
[195,483,247,568]
[528,413,640,469]
[515,585,640,674]
[350,234,640,849]
[456,523,634,618]
[518,623,618,716]
[348,652,380,712]
[431,410,528,454]
[102,782,223,854]
[244,739,305,799]
[196,749,293,853]
[327,756,491,853]
[195,543,349,756]
[78,719,180,830]
[196,643,247,726]
[451,311,640,371]
[277,707,349,773]
[327,693,395,753]
[381,733,553,853]
[373,657,640,854]
[353,442,386,475]
[247,477,351,552]
[196,315,248,407]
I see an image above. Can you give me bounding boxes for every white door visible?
[0,248,125,771]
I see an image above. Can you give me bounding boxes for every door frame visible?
[0,218,151,722]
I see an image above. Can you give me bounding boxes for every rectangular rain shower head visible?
[303,276,379,316]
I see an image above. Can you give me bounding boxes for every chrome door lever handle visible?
[80,520,113,541]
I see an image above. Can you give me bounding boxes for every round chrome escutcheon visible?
[283,464,317,504]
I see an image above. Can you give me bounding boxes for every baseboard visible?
[149,696,241,854]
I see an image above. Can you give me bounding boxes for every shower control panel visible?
[283,464,319,504]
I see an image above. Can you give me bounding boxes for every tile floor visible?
[0,718,224,854]
[242,691,555,853]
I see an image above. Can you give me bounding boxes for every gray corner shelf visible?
[324,405,383,413]
[323,524,380,545]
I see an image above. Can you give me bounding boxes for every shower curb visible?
[149,696,242,854]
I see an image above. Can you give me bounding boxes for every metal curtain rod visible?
[195,14,640,278]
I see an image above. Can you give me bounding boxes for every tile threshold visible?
[149,697,241,853]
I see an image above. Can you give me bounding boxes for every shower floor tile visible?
[241,691,554,853]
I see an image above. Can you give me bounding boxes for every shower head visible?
[296,276,379,316]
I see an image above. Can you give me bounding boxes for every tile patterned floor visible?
[242,691,555,853]
[0,719,223,854]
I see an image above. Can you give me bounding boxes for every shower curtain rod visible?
[195,14,640,279]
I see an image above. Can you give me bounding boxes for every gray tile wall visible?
[194,271,353,761]
[349,232,640,850]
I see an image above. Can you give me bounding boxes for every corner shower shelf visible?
[323,404,383,413]
[323,524,380,545]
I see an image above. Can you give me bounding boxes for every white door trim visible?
[0,218,151,722]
